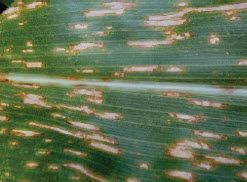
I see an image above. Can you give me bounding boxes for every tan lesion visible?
[126,177,140,182]
[28,118,122,155]
[26,41,33,47]
[4,46,13,53]
[11,129,41,137]
[93,27,112,37]
[193,130,226,139]
[68,23,89,30]
[11,82,41,89]
[113,64,186,78]
[68,88,102,96]
[168,112,203,123]
[68,42,104,55]
[0,115,9,122]
[25,161,39,169]
[64,148,87,158]
[53,47,67,53]
[8,140,18,147]
[205,155,241,165]
[58,103,122,121]
[35,148,51,156]
[144,2,247,28]
[166,140,210,160]
[76,68,95,74]
[25,2,47,10]
[163,91,192,98]
[0,128,7,134]
[54,42,105,56]
[84,2,135,17]
[22,48,35,54]
[11,60,44,69]
[208,34,220,45]
[139,162,149,170]
[238,59,247,65]
[89,141,122,155]
[51,112,100,131]
[72,121,100,131]
[19,93,51,108]
[237,171,247,180]
[189,99,224,109]
[231,147,246,155]
[127,39,175,48]
[51,113,67,120]
[163,90,225,109]
[224,10,240,21]
[236,130,247,137]
[192,161,214,170]
[63,163,108,182]
[18,21,27,26]
[2,7,20,20]
[165,170,194,182]
[2,1,48,20]
[122,65,160,73]
[47,164,60,170]
[128,30,192,49]
[0,102,9,108]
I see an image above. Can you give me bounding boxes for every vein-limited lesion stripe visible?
[63,163,108,182]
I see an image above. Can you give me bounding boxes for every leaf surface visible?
[0,0,246,182]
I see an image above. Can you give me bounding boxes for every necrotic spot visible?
[0,3,8,14]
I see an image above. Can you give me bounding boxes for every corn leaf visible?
[0,0,246,182]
